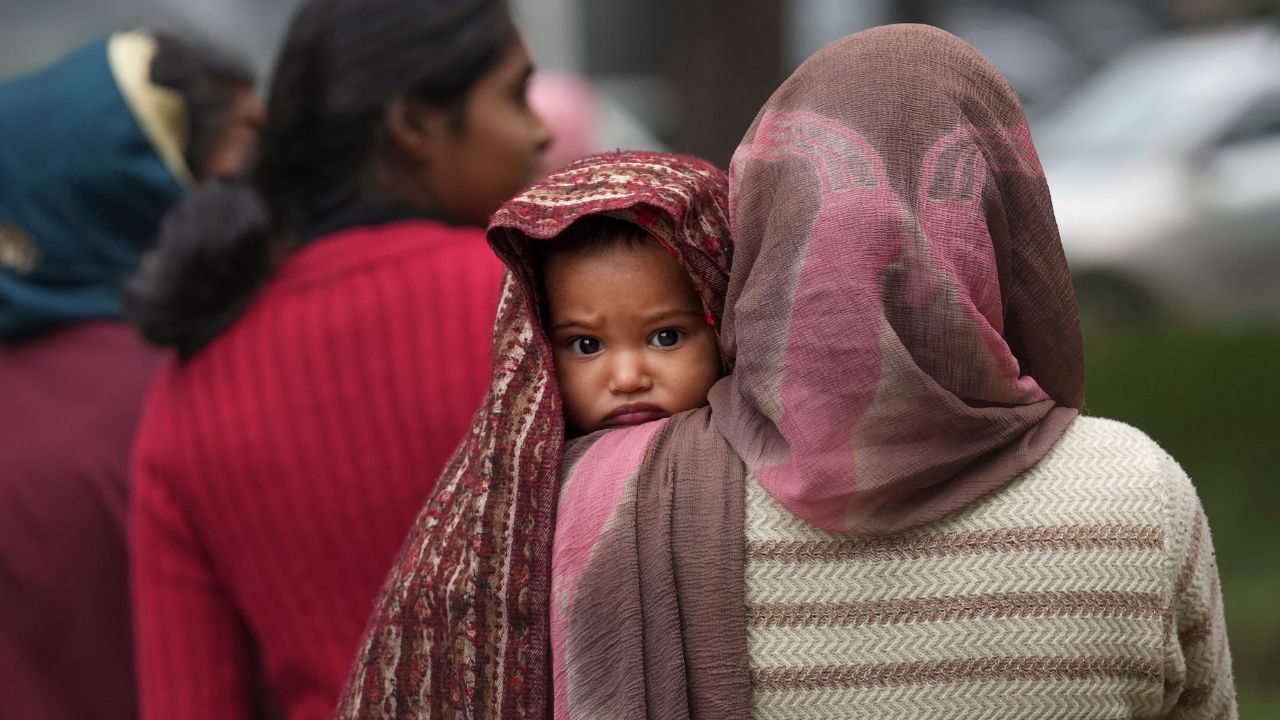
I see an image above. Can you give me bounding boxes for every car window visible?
[1035,48,1199,158]
[1216,93,1280,147]
[1034,30,1280,160]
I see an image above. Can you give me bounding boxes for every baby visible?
[542,215,722,434]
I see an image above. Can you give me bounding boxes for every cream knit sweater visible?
[745,416,1236,719]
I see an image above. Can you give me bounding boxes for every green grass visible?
[1082,319,1280,717]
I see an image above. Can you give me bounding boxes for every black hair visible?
[543,215,656,261]
[148,31,256,180]
[538,214,662,326]
[125,0,514,360]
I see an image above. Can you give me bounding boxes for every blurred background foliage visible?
[3,0,1278,713]
[1084,321,1280,717]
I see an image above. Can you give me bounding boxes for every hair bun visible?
[124,181,271,357]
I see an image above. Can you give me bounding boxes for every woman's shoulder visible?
[1047,414,1195,489]
[1026,414,1180,487]
[1057,415,1211,558]
[955,414,1200,536]
[1053,414,1166,457]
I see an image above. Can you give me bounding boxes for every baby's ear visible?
[385,95,450,165]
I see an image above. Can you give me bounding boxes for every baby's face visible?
[545,238,721,433]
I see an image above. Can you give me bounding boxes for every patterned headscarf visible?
[336,151,731,718]
[713,23,1084,536]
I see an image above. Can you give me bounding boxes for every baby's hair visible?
[538,214,664,327]
[545,215,657,261]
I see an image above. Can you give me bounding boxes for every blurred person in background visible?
[528,70,669,174]
[528,71,599,172]
[123,0,550,717]
[0,30,257,720]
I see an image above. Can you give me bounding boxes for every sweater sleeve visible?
[131,442,256,720]
[1160,452,1237,719]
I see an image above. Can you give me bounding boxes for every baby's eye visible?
[649,329,683,348]
[570,336,603,355]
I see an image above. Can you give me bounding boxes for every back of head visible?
[126,0,515,359]
[149,31,257,181]
[0,31,252,342]
[721,24,1084,535]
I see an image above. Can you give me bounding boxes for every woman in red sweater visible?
[123,1,550,718]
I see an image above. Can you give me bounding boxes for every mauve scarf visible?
[552,410,748,719]
[335,151,742,718]
[714,23,1084,536]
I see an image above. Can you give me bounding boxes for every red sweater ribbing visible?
[130,220,503,720]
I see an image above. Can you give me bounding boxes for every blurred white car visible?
[1035,25,1280,322]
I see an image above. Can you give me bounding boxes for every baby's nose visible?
[608,353,652,394]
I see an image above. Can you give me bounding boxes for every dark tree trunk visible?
[890,0,937,25]
[671,0,785,167]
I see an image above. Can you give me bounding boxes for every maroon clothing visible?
[0,321,162,720]
[129,219,503,720]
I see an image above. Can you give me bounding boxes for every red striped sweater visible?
[130,219,503,720]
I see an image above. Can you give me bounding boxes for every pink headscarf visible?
[713,23,1084,536]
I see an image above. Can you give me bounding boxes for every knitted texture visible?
[745,416,1235,719]
[130,219,503,720]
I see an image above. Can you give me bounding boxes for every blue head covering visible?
[0,33,190,340]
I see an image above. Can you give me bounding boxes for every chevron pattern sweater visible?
[745,416,1235,719]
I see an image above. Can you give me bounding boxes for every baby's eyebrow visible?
[644,308,706,324]
[548,318,598,333]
